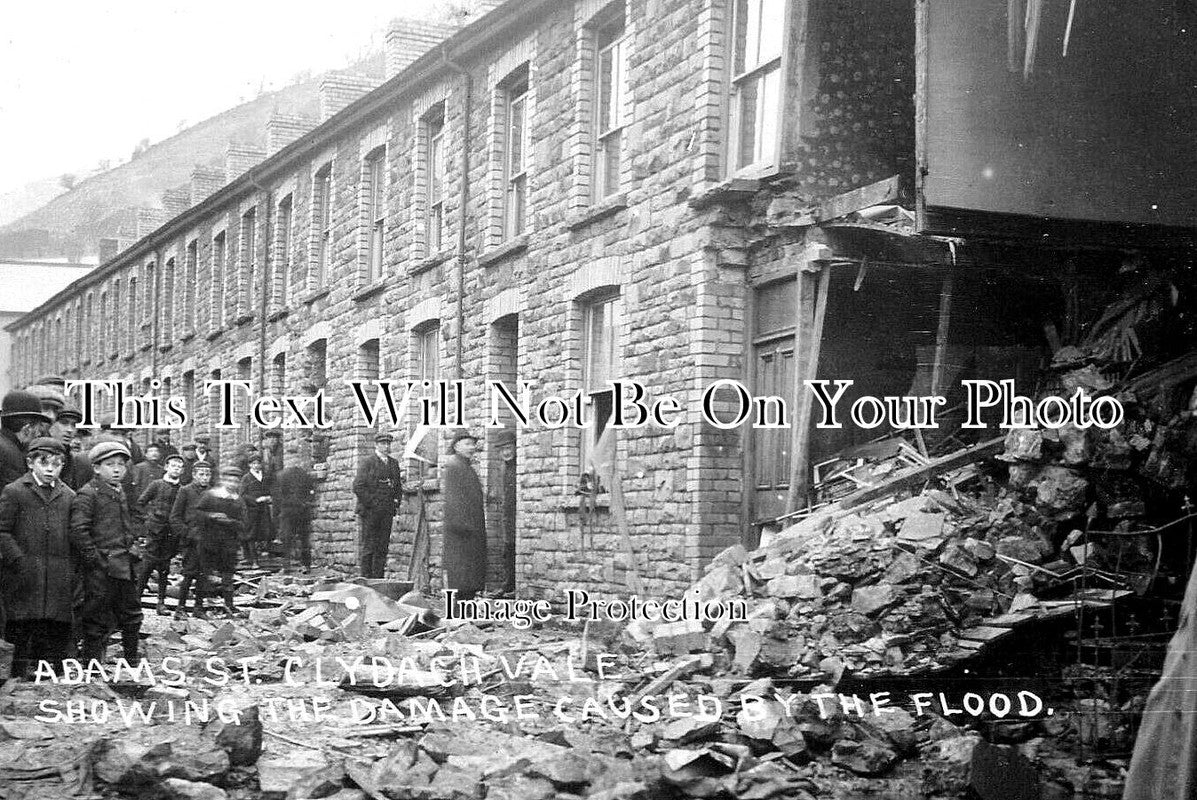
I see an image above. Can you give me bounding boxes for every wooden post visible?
[930,268,955,398]
[785,245,832,513]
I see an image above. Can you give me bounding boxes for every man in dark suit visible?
[352,431,403,578]
[239,453,272,567]
[0,390,53,490]
[442,430,486,600]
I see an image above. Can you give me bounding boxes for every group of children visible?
[0,436,252,677]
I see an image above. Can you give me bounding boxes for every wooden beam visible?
[914,0,930,231]
[785,264,831,512]
[838,436,1005,509]
[815,175,902,223]
[929,267,955,397]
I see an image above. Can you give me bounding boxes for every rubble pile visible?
[640,485,1085,679]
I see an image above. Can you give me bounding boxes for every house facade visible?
[9,0,1193,598]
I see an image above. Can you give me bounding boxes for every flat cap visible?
[181,442,197,452]
[220,465,243,478]
[25,385,65,414]
[374,431,394,442]
[26,437,65,458]
[164,453,185,465]
[56,403,84,424]
[450,430,479,447]
[89,440,131,465]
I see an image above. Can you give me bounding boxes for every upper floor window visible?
[240,208,257,317]
[502,66,530,240]
[185,240,198,332]
[592,4,628,201]
[211,231,227,331]
[730,0,784,175]
[424,105,447,254]
[276,194,293,308]
[314,163,333,288]
[364,148,386,284]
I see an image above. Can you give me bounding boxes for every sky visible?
[0,1,441,196]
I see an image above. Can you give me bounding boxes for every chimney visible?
[318,72,381,122]
[191,166,226,205]
[98,238,124,264]
[267,113,317,156]
[136,208,167,238]
[226,143,268,181]
[162,186,192,218]
[385,18,460,79]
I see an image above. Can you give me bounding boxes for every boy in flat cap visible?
[239,453,272,568]
[136,453,185,614]
[191,466,246,617]
[353,431,403,578]
[170,460,213,619]
[71,440,143,664]
[0,438,75,676]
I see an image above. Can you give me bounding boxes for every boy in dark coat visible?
[441,431,486,600]
[70,440,143,664]
[192,466,246,617]
[136,453,185,613]
[171,461,213,619]
[239,454,272,567]
[0,438,75,677]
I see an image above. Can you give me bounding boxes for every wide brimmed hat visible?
[1,391,52,423]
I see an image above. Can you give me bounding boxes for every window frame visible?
[313,163,334,289]
[579,290,622,481]
[211,231,227,332]
[591,5,629,203]
[363,147,386,285]
[240,207,257,318]
[728,0,787,177]
[276,194,293,310]
[424,105,447,255]
[502,68,530,240]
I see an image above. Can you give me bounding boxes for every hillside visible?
[0,51,384,262]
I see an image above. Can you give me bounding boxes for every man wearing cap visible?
[442,431,487,600]
[153,431,178,460]
[353,431,404,578]
[52,402,92,491]
[178,442,198,485]
[0,438,75,676]
[194,435,214,468]
[70,440,143,664]
[170,460,213,619]
[136,453,186,614]
[0,390,53,489]
[191,466,246,617]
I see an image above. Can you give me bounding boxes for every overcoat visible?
[0,429,26,488]
[70,478,139,580]
[0,473,76,622]
[441,454,486,594]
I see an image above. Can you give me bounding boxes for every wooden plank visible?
[914,0,930,230]
[839,436,1005,509]
[959,626,1015,643]
[815,175,902,223]
[608,466,644,595]
[786,263,831,512]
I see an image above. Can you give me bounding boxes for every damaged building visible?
[6,0,1195,604]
